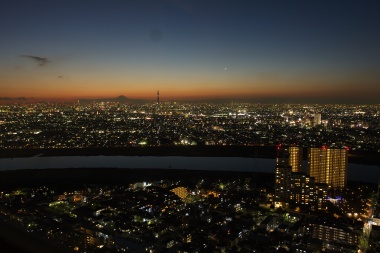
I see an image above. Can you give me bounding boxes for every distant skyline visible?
[1,0,380,104]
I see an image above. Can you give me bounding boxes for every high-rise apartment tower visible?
[307,147,348,190]
[276,145,303,173]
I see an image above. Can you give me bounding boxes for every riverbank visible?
[0,166,376,192]
[0,167,275,190]
[0,146,274,158]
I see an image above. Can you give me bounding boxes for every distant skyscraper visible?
[313,113,322,126]
[157,90,160,106]
[276,145,303,173]
[307,147,348,190]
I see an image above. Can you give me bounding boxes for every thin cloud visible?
[20,55,50,66]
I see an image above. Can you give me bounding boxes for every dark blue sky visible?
[1,0,379,103]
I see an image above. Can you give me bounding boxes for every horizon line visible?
[0,96,379,105]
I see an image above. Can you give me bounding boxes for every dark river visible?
[0,156,379,183]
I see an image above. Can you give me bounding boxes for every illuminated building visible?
[274,165,292,208]
[315,183,328,211]
[73,194,84,203]
[183,233,191,243]
[275,167,327,210]
[276,145,303,173]
[205,191,219,198]
[307,147,348,189]
[169,186,188,200]
[311,221,358,246]
[313,113,321,126]
[290,172,315,207]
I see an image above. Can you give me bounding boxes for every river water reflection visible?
[0,156,378,183]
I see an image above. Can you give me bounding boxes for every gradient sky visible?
[1,0,380,103]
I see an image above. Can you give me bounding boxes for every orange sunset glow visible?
[1,1,379,104]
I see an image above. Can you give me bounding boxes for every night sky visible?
[1,0,379,103]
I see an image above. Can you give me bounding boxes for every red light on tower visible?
[322,145,326,150]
